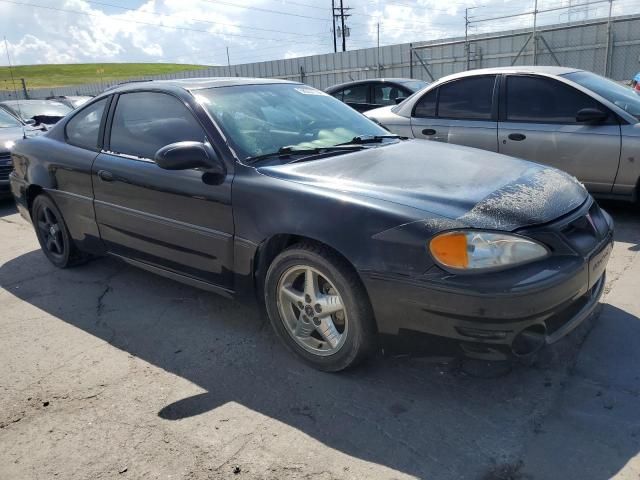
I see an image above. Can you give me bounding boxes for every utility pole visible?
[532,0,538,65]
[464,8,470,70]
[332,0,352,52]
[377,22,381,77]
[226,46,231,76]
[331,0,337,53]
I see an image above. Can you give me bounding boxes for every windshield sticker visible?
[294,87,327,96]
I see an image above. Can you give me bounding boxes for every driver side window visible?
[109,92,206,160]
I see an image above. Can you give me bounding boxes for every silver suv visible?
[365,67,640,202]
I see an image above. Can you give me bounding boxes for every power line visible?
[197,0,328,21]
[0,0,329,48]
[81,0,327,38]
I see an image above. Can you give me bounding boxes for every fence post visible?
[409,43,413,78]
[604,0,614,76]
[299,66,305,83]
[20,78,28,99]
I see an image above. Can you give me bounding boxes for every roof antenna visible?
[3,36,26,138]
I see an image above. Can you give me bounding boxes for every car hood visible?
[0,125,26,153]
[257,140,588,231]
[364,105,395,118]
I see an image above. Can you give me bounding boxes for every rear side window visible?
[109,92,206,160]
[506,76,604,123]
[437,76,496,120]
[342,84,369,104]
[414,88,437,117]
[373,85,407,106]
[65,98,108,151]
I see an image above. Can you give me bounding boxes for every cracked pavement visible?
[0,199,639,480]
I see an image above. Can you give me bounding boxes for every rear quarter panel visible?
[10,133,105,254]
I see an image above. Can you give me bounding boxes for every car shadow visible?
[598,200,640,251]
[1,248,639,479]
[0,198,17,218]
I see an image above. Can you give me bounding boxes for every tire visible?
[264,242,377,371]
[31,194,88,268]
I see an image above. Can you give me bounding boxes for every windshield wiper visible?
[338,134,403,145]
[245,144,365,164]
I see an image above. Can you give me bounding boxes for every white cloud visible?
[2,0,639,66]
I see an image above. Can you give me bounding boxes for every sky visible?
[1,0,638,67]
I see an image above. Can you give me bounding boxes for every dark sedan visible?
[9,78,613,371]
[326,78,428,112]
[0,99,73,130]
[0,108,43,197]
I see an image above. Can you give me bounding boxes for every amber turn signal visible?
[429,232,469,269]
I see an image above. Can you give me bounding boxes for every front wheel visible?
[264,243,376,371]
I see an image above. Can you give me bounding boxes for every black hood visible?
[258,140,588,231]
[0,125,26,154]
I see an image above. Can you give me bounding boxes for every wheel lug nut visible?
[314,304,322,313]
[297,301,304,309]
[313,317,321,326]
[305,294,312,303]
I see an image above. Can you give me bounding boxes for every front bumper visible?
[362,201,614,360]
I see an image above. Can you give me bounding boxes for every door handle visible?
[422,128,437,136]
[97,170,114,182]
[508,133,526,141]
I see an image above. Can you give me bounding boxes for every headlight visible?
[4,140,15,150]
[429,231,549,271]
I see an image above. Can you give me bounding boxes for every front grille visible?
[560,202,609,255]
[0,152,13,181]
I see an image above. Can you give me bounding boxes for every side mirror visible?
[24,118,36,126]
[155,141,226,175]
[576,108,608,124]
[394,97,407,105]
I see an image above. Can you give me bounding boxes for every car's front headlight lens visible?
[429,231,549,271]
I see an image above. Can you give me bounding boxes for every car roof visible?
[1,99,69,106]
[325,78,425,92]
[438,66,582,82]
[105,77,300,94]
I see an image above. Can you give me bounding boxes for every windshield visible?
[563,71,640,121]
[194,83,390,160]
[8,101,72,121]
[0,108,22,128]
[398,80,429,92]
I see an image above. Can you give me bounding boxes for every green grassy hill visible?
[0,63,209,90]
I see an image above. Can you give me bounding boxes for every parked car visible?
[632,72,640,93]
[326,78,429,112]
[0,108,43,197]
[0,99,73,130]
[365,66,640,202]
[46,95,94,109]
[9,78,613,371]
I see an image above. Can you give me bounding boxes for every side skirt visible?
[108,252,235,300]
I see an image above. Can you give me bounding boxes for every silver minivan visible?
[366,66,640,201]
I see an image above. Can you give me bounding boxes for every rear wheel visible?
[32,194,87,268]
[264,243,376,371]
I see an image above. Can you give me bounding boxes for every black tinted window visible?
[506,76,603,123]
[110,92,205,160]
[438,76,495,120]
[342,84,368,104]
[373,85,407,106]
[65,98,108,150]
[414,88,437,117]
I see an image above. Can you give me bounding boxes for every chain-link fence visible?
[1,13,639,101]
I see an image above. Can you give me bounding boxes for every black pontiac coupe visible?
[9,78,613,371]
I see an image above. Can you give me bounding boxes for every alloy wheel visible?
[277,265,348,356]
[36,206,65,258]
